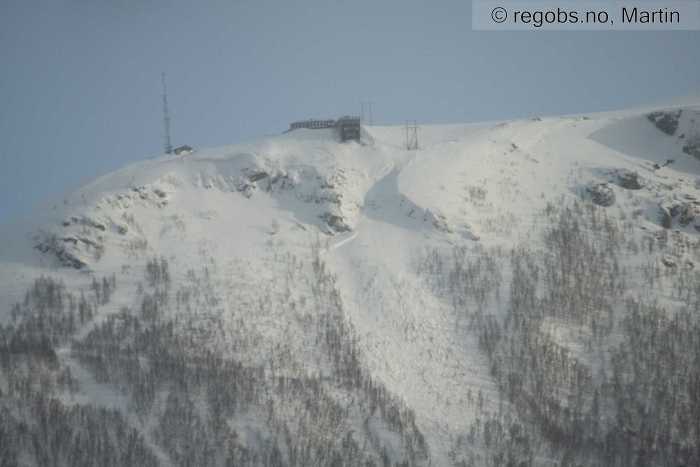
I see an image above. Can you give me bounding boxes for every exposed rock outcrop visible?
[659,199,700,230]
[61,215,107,231]
[683,138,700,161]
[236,163,362,234]
[321,213,351,233]
[35,234,90,269]
[647,110,682,136]
[612,169,643,190]
[586,183,615,207]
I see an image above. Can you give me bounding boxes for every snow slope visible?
[1,102,700,465]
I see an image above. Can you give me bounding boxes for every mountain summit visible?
[1,104,700,466]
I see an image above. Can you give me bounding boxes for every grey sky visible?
[1,0,699,221]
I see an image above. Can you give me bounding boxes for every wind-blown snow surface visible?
[2,103,700,466]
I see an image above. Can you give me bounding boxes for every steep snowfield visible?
[1,102,700,466]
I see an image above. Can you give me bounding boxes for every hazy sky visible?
[1,0,699,221]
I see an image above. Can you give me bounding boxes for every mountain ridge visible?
[1,102,700,465]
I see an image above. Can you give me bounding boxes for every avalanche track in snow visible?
[1,103,700,466]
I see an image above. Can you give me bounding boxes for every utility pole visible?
[405,120,419,150]
[360,100,374,126]
[161,72,173,155]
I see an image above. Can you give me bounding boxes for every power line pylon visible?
[405,120,419,150]
[361,101,374,126]
[161,72,173,155]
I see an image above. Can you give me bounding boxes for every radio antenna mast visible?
[161,72,173,154]
[405,120,419,150]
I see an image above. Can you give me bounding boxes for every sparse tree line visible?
[0,275,162,467]
[5,195,700,466]
[1,254,431,466]
[417,198,700,466]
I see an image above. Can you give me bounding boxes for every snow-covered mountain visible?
[1,103,700,466]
